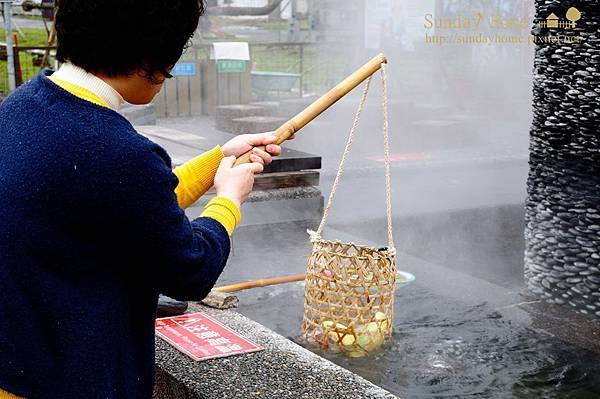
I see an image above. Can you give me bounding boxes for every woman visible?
[0,0,283,397]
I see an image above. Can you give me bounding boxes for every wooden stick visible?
[41,22,56,68]
[213,273,306,293]
[233,53,387,166]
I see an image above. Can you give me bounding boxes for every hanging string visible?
[315,75,373,237]
[314,63,395,250]
[380,64,394,249]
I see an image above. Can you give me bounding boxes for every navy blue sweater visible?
[0,71,230,398]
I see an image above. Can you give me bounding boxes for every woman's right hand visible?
[213,156,263,207]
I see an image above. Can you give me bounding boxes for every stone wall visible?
[525,1,600,317]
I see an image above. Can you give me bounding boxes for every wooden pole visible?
[41,22,56,68]
[213,273,306,293]
[233,53,387,166]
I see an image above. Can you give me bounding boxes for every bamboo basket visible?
[301,66,396,357]
[302,236,396,357]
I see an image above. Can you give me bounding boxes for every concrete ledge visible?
[120,104,157,125]
[154,303,398,399]
[187,187,324,227]
[230,116,288,135]
[243,186,323,203]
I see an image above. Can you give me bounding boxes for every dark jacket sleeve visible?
[91,140,230,301]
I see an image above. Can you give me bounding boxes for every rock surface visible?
[525,1,600,317]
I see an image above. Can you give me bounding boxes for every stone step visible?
[248,101,281,117]
[230,116,287,135]
[203,171,319,194]
[215,104,266,132]
[187,186,324,228]
[137,124,324,227]
[136,125,321,174]
[278,95,320,118]
[119,104,157,125]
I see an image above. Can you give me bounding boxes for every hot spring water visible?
[221,206,600,398]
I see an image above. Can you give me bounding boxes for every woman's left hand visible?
[221,132,290,166]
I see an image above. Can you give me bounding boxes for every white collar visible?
[52,63,125,110]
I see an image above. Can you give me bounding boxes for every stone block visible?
[230,116,287,135]
[119,104,157,125]
[187,186,324,228]
[215,104,265,132]
[248,101,281,116]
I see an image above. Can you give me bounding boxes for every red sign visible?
[155,312,264,361]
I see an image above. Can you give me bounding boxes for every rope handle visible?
[314,64,395,249]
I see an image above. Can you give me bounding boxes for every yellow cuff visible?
[201,196,241,236]
[0,388,24,399]
[174,146,224,209]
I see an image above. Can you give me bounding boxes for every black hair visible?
[55,0,204,82]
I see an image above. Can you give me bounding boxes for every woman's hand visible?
[221,132,293,167]
[213,156,263,207]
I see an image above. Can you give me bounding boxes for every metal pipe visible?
[288,0,299,42]
[2,1,16,92]
[206,0,284,16]
[21,0,54,11]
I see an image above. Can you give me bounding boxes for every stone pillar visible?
[525,1,600,317]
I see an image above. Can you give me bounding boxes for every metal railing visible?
[0,44,56,94]
[1,0,17,93]
[0,39,346,115]
[249,42,345,96]
[152,41,347,117]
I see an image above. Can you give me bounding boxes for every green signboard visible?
[217,60,248,74]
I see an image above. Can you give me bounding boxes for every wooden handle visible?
[213,273,306,293]
[233,53,387,166]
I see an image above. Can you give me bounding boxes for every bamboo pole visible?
[233,53,387,166]
[213,273,306,293]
